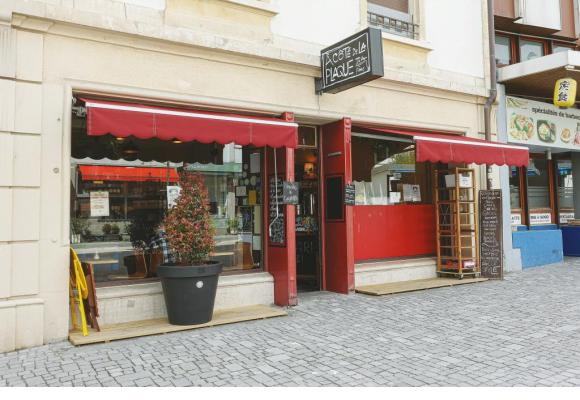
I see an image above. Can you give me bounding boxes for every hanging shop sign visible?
[507,96,580,151]
[315,27,384,94]
[553,78,577,108]
[479,190,503,279]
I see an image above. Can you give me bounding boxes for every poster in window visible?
[250,152,261,173]
[403,184,421,202]
[90,191,109,217]
[166,185,182,209]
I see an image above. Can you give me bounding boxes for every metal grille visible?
[367,11,419,40]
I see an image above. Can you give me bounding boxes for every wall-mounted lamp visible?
[304,162,314,175]
[172,138,183,144]
[547,149,552,160]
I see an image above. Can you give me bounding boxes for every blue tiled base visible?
[512,228,563,268]
[561,226,580,256]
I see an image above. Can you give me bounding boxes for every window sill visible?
[381,31,433,52]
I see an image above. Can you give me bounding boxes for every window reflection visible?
[70,120,264,284]
[351,136,432,205]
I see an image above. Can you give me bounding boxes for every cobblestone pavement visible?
[3,260,580,386]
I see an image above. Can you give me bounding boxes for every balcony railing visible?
[367,10,419,40]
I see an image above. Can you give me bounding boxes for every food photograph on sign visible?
[507,96,580,150]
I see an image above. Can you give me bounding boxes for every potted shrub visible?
[157,172,222,325]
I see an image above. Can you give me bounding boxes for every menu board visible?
[282,181,299,205]
[479,190,503,279]
[344,183,356,205]
[506,96,580,151]
[268,175,285,246]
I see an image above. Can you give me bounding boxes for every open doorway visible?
[295,126,321,292]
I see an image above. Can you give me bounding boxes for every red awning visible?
[355,127,529,167]
[82,98,298,148]
[79,165,179,182]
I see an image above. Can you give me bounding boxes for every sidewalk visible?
[2,259,580,386]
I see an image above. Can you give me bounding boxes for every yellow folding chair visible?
[70,248,89,336]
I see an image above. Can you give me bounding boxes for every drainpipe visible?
[484,0,497,189]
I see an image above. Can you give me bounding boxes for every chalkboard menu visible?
[269,175,285,246]
[325,176,344,221]
[479,190,503,279]
[344,183,356,206]
[283,181,299,205]
[316,27,384,94]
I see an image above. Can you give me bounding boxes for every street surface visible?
[2,259,580,386]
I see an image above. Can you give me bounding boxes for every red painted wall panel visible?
[321,119,355,294]
[353,204,436,261]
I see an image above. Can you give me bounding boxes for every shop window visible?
[519,39,545,61]
[509,166,524,225]
[351,135,432,205]
[495,35,512,65]
[527,156,553,225]
[557,159,575,224]
[70,114,264,285]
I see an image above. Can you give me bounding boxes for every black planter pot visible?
[157,261,223,325]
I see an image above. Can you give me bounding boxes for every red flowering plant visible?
[163,172,215,265]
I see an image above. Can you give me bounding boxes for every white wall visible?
[518,0,562,31]
[271,0,361,46]
[120,0,166,10]
[423,0,485,78]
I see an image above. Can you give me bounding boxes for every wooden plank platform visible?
[355,277,489,296]
[69,304,286,346]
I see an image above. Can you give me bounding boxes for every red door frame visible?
[264,112,297,306]
[320,118,355,294]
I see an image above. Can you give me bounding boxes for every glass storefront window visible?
[527,157,552,224]
[70,114,263,284]
[351,135,432,205]
[557,159,574,224]
[520,39,544,61]
[509,166,521,210]
[495,35,512,65]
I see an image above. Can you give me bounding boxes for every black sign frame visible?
[479,189,503,280]
[316,27,384,94]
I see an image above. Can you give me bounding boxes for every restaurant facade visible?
[1,0,516,352]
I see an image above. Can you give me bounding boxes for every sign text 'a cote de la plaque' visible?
[316,27,384,94]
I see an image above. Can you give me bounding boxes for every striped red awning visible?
[355,127,529,167]
[82,98,298,148]
[79,165,179,182]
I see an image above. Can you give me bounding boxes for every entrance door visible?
[295,145,321,292]
[320,119,354,293]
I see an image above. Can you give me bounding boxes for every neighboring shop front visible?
[497,51,580,268]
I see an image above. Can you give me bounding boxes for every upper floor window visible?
[553,43,576,53]
[367,0,419,40]
[495,35,512,66]
[519,39,545,61]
